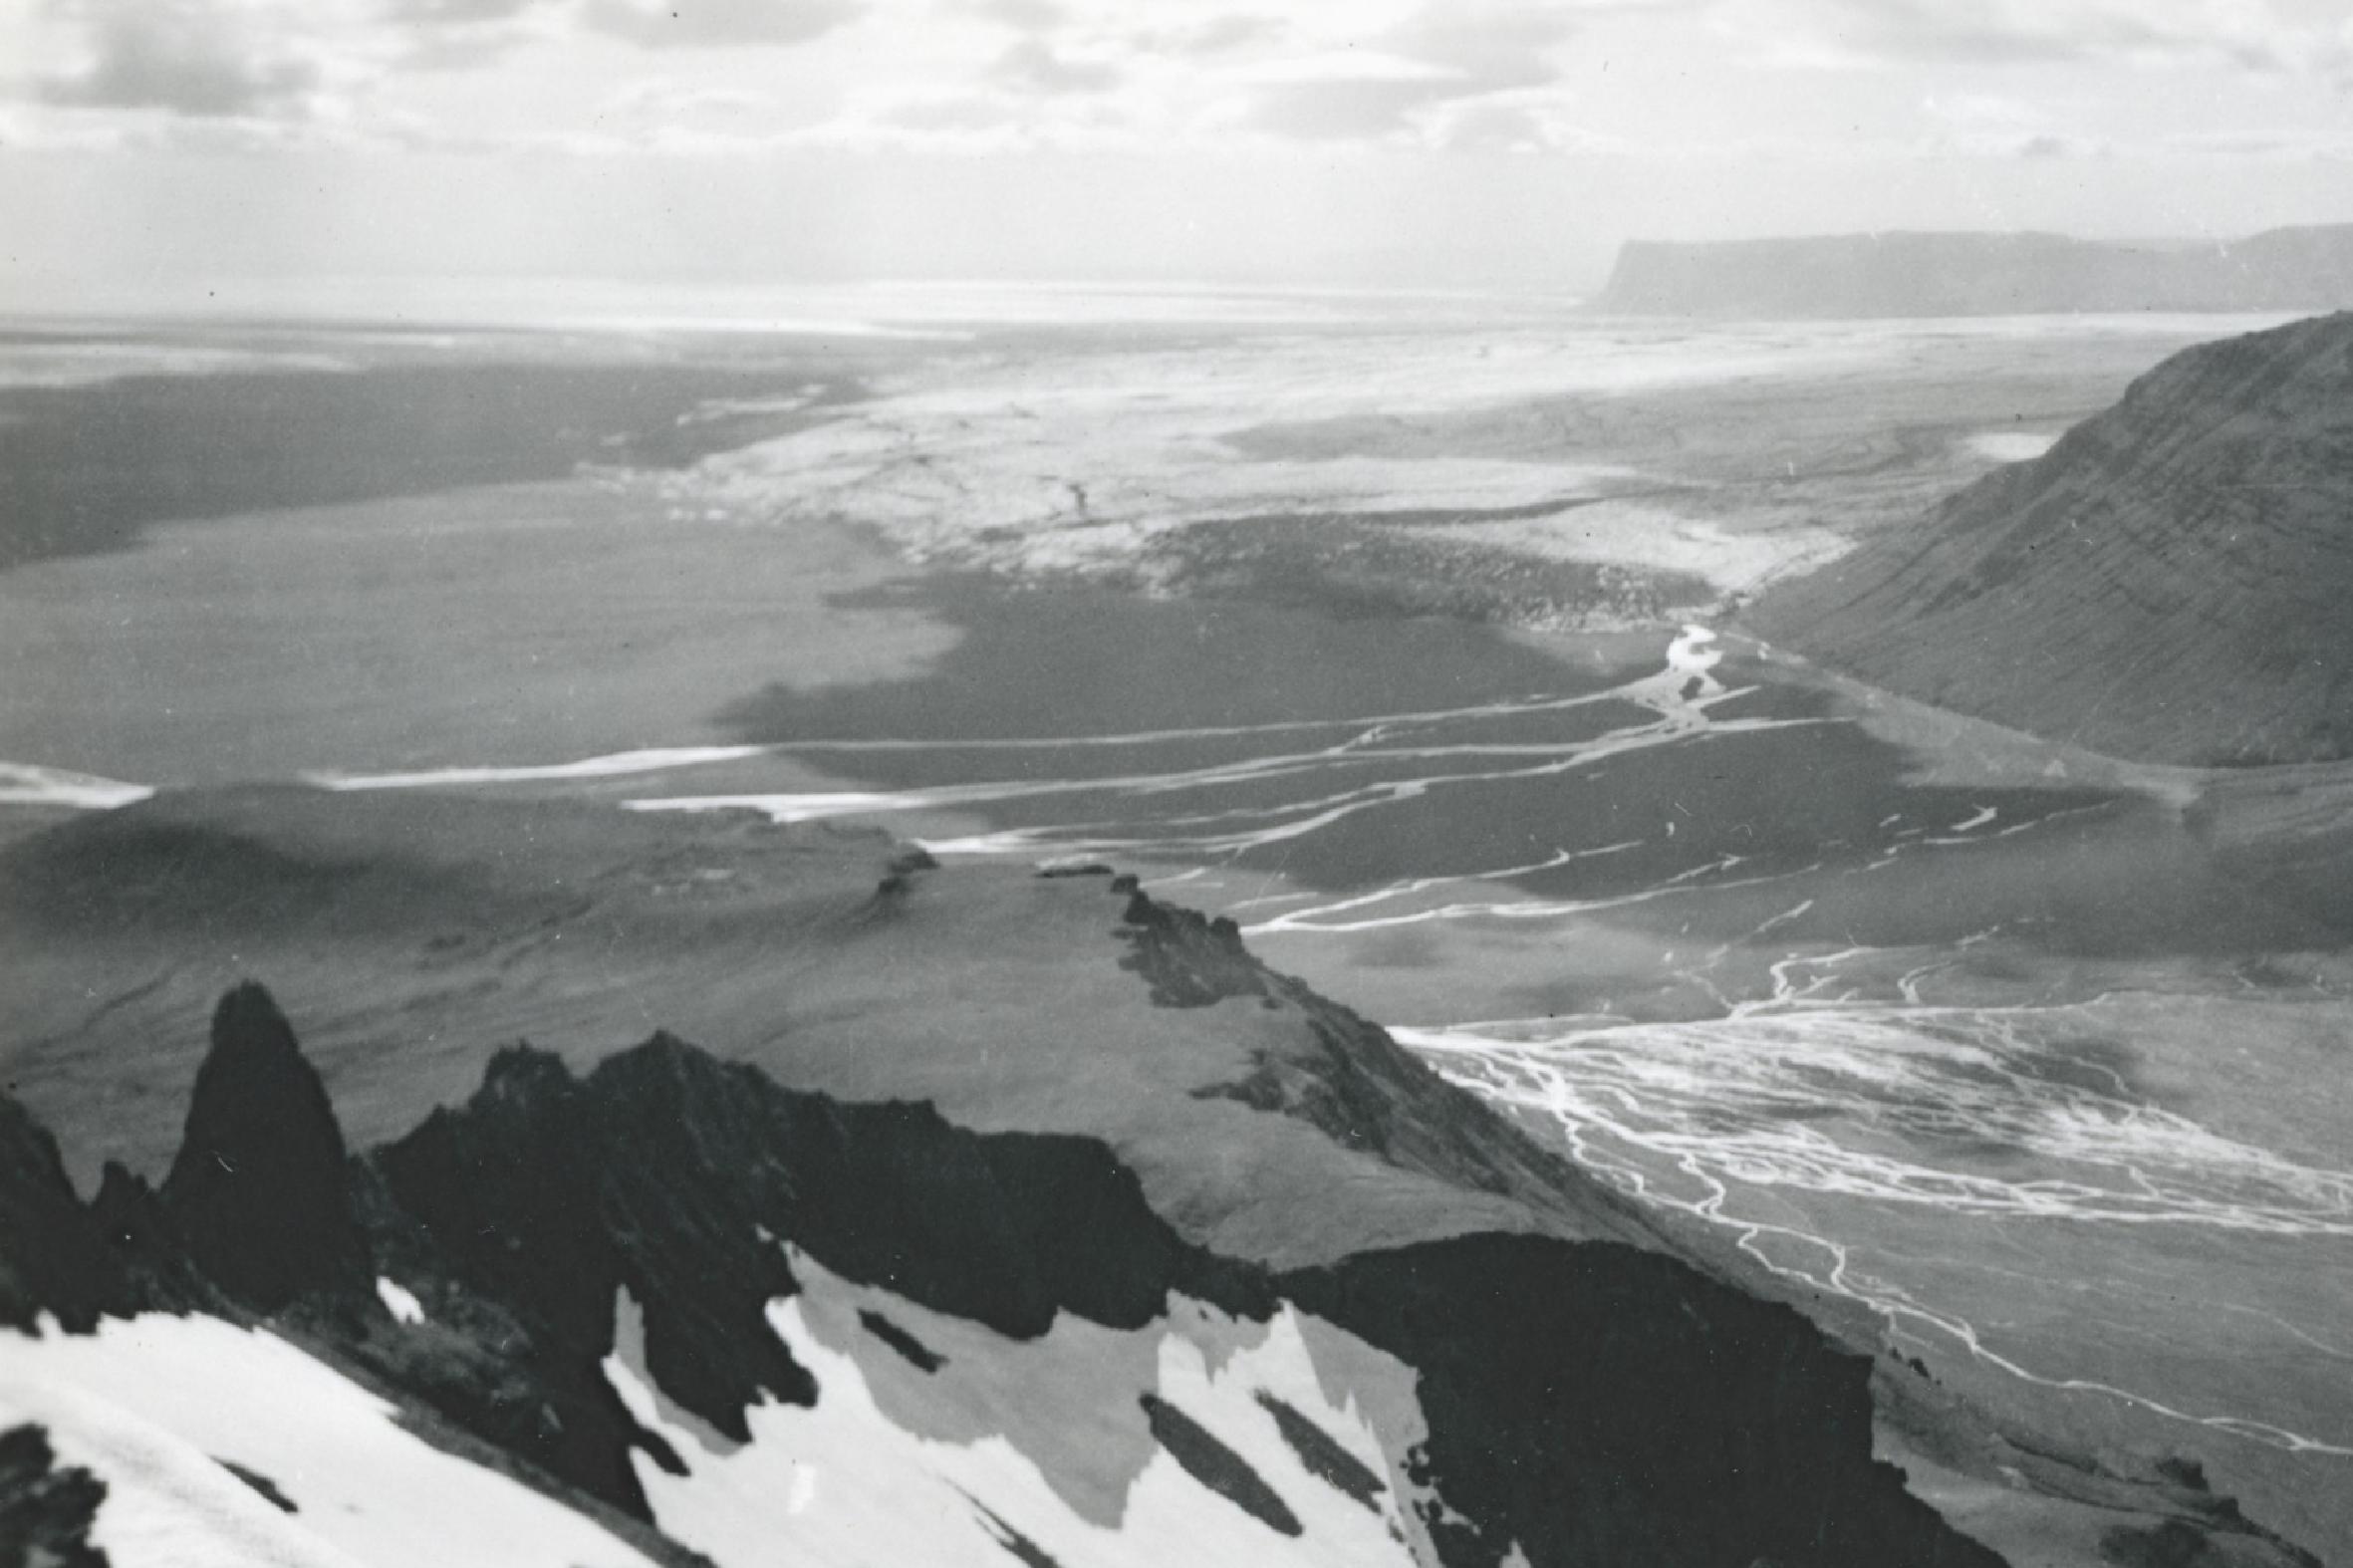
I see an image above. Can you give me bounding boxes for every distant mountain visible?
[1591,226,2353,318]
[0,790,2325,1566]
[1751,312,2353,765]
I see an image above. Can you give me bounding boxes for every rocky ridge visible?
[1,980,1999,1568]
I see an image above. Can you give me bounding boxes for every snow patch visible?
[0,1313,656,1568]
[1967,431,2060,463]
[312,746,767,791]
[0,763,154,810]
[375,1278,425,1326]
[605,1254,1438,1567]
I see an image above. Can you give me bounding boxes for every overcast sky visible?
[2,0,2349,309]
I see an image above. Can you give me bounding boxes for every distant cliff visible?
[1751,312,2353,764]
[1591,226,2353,318]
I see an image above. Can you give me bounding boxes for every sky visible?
[1,0,2349,310]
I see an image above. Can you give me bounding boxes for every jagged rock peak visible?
[0,1098,122,1332]
[160,981,371,1313]
[1115,883,1270,1009]
[479,1041,580,1103]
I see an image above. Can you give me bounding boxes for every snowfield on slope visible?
[0,1312,659,1568]
[608,1251,1452,1568]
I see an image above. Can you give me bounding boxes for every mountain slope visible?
[0,785,1642,1262]
[1751,312,2353,764]
[1591,227,2353,318]
[1,984,2002,1568]
[0,790,2327,1567]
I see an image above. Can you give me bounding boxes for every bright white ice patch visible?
[0,763,154,810]
[0,1313,656,1568]
[1967,431,2060,463]
[312,746,767,790]
[375,1278,426,1326]
[625,790,910,823]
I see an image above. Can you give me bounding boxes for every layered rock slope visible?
[1752,312,2353,765]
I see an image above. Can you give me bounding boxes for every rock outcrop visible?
[1752,312,2353,764]
[160,982,373,1313]
[368,1030,1271,1514]
[0,1100,121,1333]
[0,1425,109,1568]
[1591,227,2353,319]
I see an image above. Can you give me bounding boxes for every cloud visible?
[390,0,544,23]
[2013,131,2104,158]
[579,0,862,50]
[18,0,2347,167]
[1822,0,2167,67]
[35,0,324,118]
[1127,14,1284,58]
[1245,76,1458,139]
[1237,0,1589,142]
[971,0,1065,32]
[602,77,769,118]
[990,36,1121,94]
[1385,0,1584,92]
[1762,0,2353,78]
[375,0,559,71]
[2163,127,2353,160]
[1424,95,1625,153]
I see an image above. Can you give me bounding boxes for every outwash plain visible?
[3,300,2349,1568]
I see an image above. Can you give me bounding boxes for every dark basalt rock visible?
[1138,1393,1303,1537]
[972,1500,1069,1568]
[2101,1520,2241,1568]
[0,1426,109,1568]
[875,845,940,901]
[88,1163,222,1316]
[218,1458,298,1513]
[362,1044,691,1514]
[859,1310,946,1372]
[159,982,372,1314]
[1255,1392,1386,1511]
[369,1030,1272,1515]
[1279,1233,2006,1568]
[1115,888,1269,1008]
[0,1098,123,1332]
